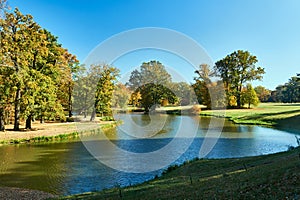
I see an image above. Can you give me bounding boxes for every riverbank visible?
[0,120,117,145]
[58,146,300,199]
[201,103,300,133]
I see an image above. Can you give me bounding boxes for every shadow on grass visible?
[273,114,300,134]
[237,109,300,122]
[273,103,300,107]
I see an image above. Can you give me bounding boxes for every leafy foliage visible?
[241,84,259,108]
[127,61,177,113]
[0,8,78,130]
[214,50,265,108]
[254,85,271,102]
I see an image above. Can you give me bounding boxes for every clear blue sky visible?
[9,0,300,90]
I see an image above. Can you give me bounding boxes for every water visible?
[0,114,298,195]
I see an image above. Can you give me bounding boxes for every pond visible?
[0,114,298,195]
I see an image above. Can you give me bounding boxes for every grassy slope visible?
[59,147,300,199]
[201,103,300,133]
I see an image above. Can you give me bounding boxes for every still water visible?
[0,114,298,195]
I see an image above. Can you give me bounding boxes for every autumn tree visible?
[254,85,271,102]
[241,83,259,108]
[1,8,77,130]
[215,50,265,108]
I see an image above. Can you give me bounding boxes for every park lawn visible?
[201,103,300,132]
[58,146,300,199]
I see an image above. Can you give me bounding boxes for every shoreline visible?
[0,121,118,145]
[200,103,300,134]
[59,146,300,199]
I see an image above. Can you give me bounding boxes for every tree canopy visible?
[126,61,177,113]
[0,8,78,130]
[214,50,265,108]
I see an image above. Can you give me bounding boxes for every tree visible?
[112,83,131,108]
[169,82,194,106]
[1,8,77,130]
[215,50,265,108]
[73,66,95,119]
[241,84,259,108]
[138,83,177,112]
[126,61,176,113]
[1,8,35,130]
[254,86,271,102]
[93,64,120,120]
[193,64,212,108]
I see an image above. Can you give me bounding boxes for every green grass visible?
[57,147,300,199]
[201,103,300,132]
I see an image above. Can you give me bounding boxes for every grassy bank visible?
[201,103,300,133]
[0,121,118,145]
[58,146,300,199]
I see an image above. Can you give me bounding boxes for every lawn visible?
[201,103,300,133]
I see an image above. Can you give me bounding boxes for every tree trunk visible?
[90,108,96,121]
[14,88,21,131]
[0,109,5,131]
[68,84,73,117]
[40,116,44,124]
[25,114,32,129]
[248,102,251,109]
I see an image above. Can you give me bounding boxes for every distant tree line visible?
[269,74,300,103]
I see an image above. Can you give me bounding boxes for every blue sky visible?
[9,0,300,89]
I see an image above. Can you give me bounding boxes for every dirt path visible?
[0,120,115,142]
[0,187,58,200]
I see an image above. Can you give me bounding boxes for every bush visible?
[66,117,75,122]
[190,105,201,115]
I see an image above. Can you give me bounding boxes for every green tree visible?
[241,84,259,108]
[0,8,35,130]
[215,50,265,108]
[193,64,212,108]
[138,83,177,112]
[93,64,120,120]
[126,61,176,113]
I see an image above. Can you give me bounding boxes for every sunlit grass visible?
[201,103,300,130]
